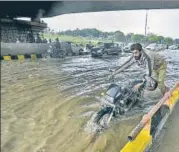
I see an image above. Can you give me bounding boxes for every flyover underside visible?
[0,1,179,18]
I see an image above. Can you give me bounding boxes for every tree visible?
[114,31,125,42]
[164,37,174,45]
[55,28,175,45]
[132,34,145,43]
[157,36,164,43]
[175,39,179,44]
[126,33,134,42]
[147,34,160,43]
[103,32,108,39]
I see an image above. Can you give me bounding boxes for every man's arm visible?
[146,58,152,77]
[143,51,152,77]
[114,61,135,75]
[113,56,133,75]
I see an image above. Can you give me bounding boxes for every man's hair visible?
[130,43,142,51]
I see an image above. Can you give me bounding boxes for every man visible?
[36,34,42,43]
[54,38,61,49]
[112,43,169,95]
[54,38,64,58]
[49,38,52,43]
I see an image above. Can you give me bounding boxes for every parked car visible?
[44,45,65,58]
[91,45,104,57]
[146,43,157,51]
[123,43,133,53]
[169,45,179,50]
[91,42,122,57]
[43,41,85,58]
[70,43,84,55]
[103,43,122,55]
[146,43,165,51]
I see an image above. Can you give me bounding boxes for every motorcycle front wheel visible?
[93,107,113,128]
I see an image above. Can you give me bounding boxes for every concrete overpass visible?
[1,1,179,57]
[0,1,179,18]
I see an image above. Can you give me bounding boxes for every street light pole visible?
[144,10,148,45]
[145,10,148,37]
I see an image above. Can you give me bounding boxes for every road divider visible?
[120,82,179,152]
[1,54,42,61]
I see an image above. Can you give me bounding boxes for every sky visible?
[41,9,179,39]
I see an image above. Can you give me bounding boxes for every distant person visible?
[49,38,52,43]
[42,38,46,43]
[16,38,20,43]
[36,34,42,43]
[166,44,169,49]
[111,43,169,95]
[88,42,94,49]
[86,43,90,49]
[54,38,61,49]
[27,32,35,43]
[44,38,47,43]
[54,38,63,57]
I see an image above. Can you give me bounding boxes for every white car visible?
[146,43,165,51]
[146,43,157,51]
[45,41,84,57]
[169,45,178,50]
[123,43,133,52]
[70,43,84,55]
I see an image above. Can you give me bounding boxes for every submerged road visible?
[1,50,179,152]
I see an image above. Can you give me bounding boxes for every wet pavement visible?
[1,50,179,152]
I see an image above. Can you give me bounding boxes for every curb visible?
[120,82,179,152]
[1,54,42,61]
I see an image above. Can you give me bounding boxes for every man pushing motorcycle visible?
[111,43,170,95]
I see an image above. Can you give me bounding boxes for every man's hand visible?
[108,68,115,80]
[133,83,143,91]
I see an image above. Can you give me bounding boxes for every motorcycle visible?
[91,69,157,128]
[44,45,65,58]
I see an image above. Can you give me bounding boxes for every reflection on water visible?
[1,50,179,152]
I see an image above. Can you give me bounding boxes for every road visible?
[1,50,179,152]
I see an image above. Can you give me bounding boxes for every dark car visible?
[91,42,122,57]
[91,45,104,57]
[103,43,122,55]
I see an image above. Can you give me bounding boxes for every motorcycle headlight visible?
[101,92,105,96]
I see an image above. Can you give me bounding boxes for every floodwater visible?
[1,50,179,152]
